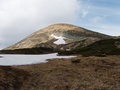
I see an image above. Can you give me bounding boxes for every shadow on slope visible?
[58,39,120,56]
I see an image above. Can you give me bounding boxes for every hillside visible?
[4,23,112,51]
[58,39,120,56]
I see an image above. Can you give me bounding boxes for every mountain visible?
[2,23,112,53]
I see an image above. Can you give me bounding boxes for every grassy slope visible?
[58,39,120,56]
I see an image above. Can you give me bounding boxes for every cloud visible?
[76,0,120,37]
[0,0,81,49]
[0,0,80,26]
[78,0,90,18]
[81,9,89,18]
[92,16,104,23]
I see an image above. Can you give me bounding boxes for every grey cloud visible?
[0,0,80,49]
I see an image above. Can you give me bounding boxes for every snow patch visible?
[0,53,76,66]
[51,34,66,45]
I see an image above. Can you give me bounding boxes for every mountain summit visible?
[4,23,112,50]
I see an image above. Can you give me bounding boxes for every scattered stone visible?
[71,59,80,63]
[0,56,3,58]
[115,41,120,48]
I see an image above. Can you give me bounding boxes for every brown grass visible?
[0,66,29,90]
[0,55,120,90]
[0,56,120,90]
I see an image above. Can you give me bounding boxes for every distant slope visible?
[4,23,112,50]
[58,39,120,56]
[56,37,99,50]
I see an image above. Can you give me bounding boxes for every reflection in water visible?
[0,53,75,66]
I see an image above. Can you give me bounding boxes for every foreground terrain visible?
[0,55,120,90]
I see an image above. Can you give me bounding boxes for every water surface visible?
[0,53,75,66]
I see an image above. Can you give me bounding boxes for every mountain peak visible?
[41,23,86,32]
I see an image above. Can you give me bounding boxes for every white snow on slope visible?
[51,34,66,45]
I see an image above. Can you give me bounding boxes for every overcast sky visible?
[0,0,120,49]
